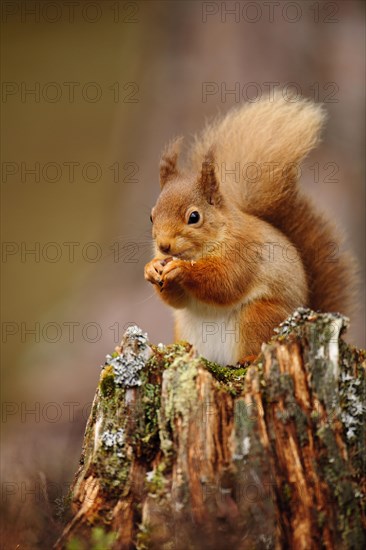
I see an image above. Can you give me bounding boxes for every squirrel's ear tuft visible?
[200,148,222,206]
[160,136,183,188]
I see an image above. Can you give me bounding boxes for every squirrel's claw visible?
[144,258,166,286]
[160,259,188,290]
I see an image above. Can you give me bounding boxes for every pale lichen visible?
[101,428,125,457]
[338,346,365,449]
[274,307,348,340]
[66,314,366,549]
[104,326,151,388]
[106,353,145,387]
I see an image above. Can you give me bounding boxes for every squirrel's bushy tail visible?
[189,93,326,214]
[188,94,357,316]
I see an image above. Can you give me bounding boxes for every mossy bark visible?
[55,311,365,550]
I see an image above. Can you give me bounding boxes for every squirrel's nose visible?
[159,242,171,254]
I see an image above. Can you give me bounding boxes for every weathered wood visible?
[55,309,365,550]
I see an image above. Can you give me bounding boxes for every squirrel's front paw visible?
[160,260,187,289]
[144,258,169,286]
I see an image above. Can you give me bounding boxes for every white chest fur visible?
[174,304,242,365]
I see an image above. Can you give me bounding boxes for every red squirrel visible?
[144,95,356,365]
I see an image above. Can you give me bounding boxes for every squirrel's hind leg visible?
[238,299,293,359]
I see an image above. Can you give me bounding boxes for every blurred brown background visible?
[1,1,365,547]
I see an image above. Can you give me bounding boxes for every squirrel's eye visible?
[188,211,200,224]
[150,214,153,223]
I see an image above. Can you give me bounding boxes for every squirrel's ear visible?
[160,136,183,189]
[200,148,222,206]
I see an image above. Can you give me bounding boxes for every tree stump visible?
[55,309,365,550]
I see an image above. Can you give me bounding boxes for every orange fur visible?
[144,95,356,365]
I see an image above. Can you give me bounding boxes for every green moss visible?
[129,343,192,460]
[149,341,192,370]
[83,341,193,500]
[130,374,162,460]
[66,538,84,550]
[201,358,248,396]
[94,434,130,495]
[85,364,130,494]
[90,526,118,549]
[100,365,115,398]
[66,528,117,550]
